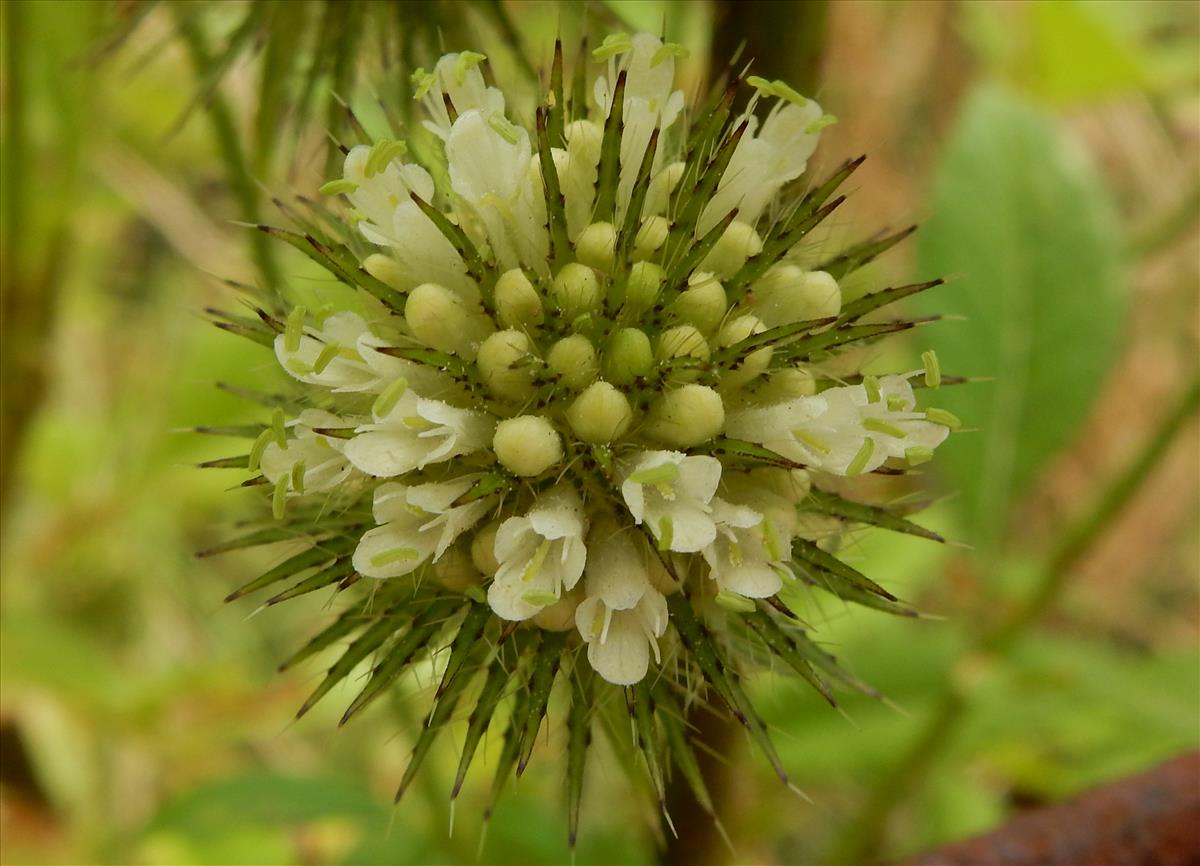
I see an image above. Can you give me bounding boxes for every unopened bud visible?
[405,283,492,357]
[721,346,773,392]
[657,325,710,361]
[576,222,616,272]
[673,272,727,332]
[552,263,601,318]
[531,588,583,631]
[434,544,482,592]
[623,261,664,311]
[749,264,841,326]
[363,253,406,290]
[719,314,764,348]
[750,367,817,403]
[547,334,599,389]
[604,328,653,385]
[470,522,501,574]
[477,330,536,401]
[645,162,685,216]
[644,384,724,447]
[493,415,563,476]
[699,221,763,278]
[632,215,670,261]
[494,268,544,329]
[566,381,633,444]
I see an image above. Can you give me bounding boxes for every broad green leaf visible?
[914,85,1124,549]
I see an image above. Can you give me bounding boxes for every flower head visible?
[212,30,961,842]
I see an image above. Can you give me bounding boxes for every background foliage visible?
[1,1,1197,864]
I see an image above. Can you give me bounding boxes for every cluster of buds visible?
[207,32,957,840]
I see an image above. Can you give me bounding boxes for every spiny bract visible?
[207,31,958,842]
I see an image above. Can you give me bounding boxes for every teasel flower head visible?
[205,31,960,845]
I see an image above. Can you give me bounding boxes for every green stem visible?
[830,372,1200,865]
[174,7,281,289]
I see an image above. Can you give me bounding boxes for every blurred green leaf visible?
[914,84,1125,549]
[965,0,1150,104]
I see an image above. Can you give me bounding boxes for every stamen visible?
[411,68,435,100]
[863,418,906,438]
[247,429,272,473]
[592,33,631,60]
[370,547,420,568]
[364,139,408,178]
[312,343,340,374]
[792,429,832,456]
[925,408,962,429]
[285,359,313,376]
[403,415,437,431]
[922,350,941,389]
[805,114,838,134]
[454,51,487,86]
[887,394,908,412]
[650,42,688,67]
[863,375,881,404]
[628,462,680,486]
[905,447,934,466]
[521,541,552,583]
[372,377,409,418]
[487,115,521,145]
[272,476,288,520]
[845,437,875,477]
[290,460,306,495]
[284,306,306,353]
[271,408,287,448]
[600,605,614,643]
[656,516,674,552]
[318,179,357,196]
[520,589,558,607]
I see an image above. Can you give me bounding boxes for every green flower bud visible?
[552,263,601,318]
[719,314,764,348]
[565,381,633,444]
[604,328,653,385]
[470,521,501,575]
[477,330,536,401]
[493,415,563,476]
[646,162,685,216]
[699,221,763,278]
[547,334,599,389]
[673,272,727,333]
[434,543,482,592]
[531,587,583,631]
[632,215,669,261]
[721,346,773,392]
[749,264,841,326]
[575,222,616,272]
[644,384,725,447]
[405,282,493,357]
[623,261,664,312]
[657,325,710,361]
[363,253,406,290]
[494,268,544,329]
[749,367,818,404]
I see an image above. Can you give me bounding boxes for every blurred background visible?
[1,1,1196,864]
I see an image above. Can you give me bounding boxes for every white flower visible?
[620,450,722,553]
[446,110,548,274]
[593,33,685,221]
[725,374,949,475]
[699,96,825,234]
[573,528,667,685]
[345,388,494,477]
[353,475,491,579]
[702,499,788,599]
[275,311,382,392]
[417,51,506,139]
[260,409,361,494]
[488,488,588,621]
